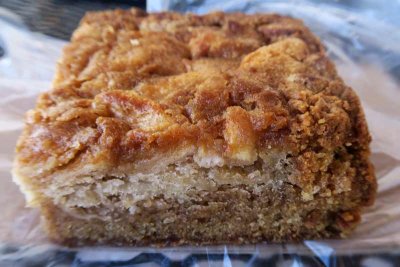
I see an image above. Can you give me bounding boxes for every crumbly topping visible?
[15,9,374,197]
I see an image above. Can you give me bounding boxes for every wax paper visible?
[1,1,400,266]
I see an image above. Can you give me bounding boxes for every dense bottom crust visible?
[42,183,361,246]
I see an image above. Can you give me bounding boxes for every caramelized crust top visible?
[15,9,374,197]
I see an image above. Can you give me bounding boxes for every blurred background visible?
[0,0,399,40]
[0,0,146,39]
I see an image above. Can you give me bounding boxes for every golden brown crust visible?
[13,8,376,245]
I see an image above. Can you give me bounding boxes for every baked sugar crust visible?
[13,8,376,246]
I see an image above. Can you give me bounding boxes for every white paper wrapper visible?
[1,2,400,265]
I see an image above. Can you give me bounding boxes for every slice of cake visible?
[13,8,376,246]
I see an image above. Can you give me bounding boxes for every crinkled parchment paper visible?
[0,1,400,264]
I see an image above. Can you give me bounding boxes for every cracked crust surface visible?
[13,8,376,246]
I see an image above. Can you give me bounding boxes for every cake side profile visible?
[13,9,376,246]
